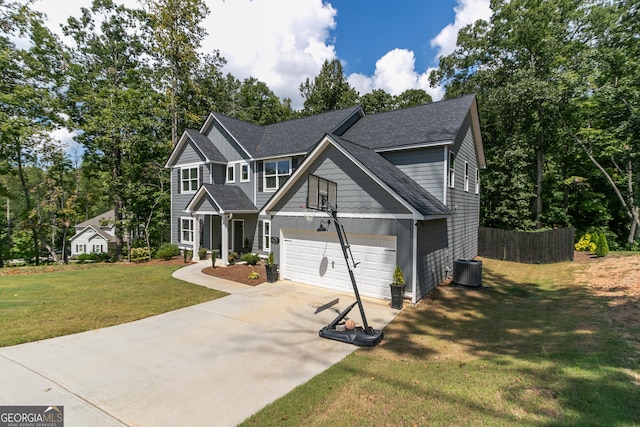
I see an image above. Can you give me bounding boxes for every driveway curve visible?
[0,261,398,426]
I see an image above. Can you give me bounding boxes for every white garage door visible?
[282,230,397,299]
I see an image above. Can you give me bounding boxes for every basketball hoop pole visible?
[317,202,383,345]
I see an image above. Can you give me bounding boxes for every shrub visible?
[156,243,181,260]
[130,247,150,263]
[77,253,97,263]
[595,232,609,257]
[248,271,260,280]
[575,233,597,252]
[241,253,260,265]
[228,252,236,265]
[198,247,208,260]
[266,251,275,266]
[392,265,404,286]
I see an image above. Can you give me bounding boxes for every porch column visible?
[192,214,201,261]
[221,213,230,266]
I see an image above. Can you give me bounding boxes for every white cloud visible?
[205,0,337,109]
[431,0,492,59]
[347,49,443,102]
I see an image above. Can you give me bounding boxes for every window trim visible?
[475,168,480,194]
[240,163,250,183]
[464,161,470,192]
[180,217,195,244]
[448,152,456,188]
[181,166,199,193]
[262,220,271,252]
[226,164,235,183]
[263,157,291,192]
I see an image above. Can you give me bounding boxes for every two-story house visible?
[165,95,485,303]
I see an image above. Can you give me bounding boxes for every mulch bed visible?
[202,262,267,286]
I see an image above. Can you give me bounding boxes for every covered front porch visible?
[185,184,258,263]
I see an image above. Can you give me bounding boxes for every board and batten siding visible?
[206,121,248,162]
[381,146,446,203]
[447,113,480,261]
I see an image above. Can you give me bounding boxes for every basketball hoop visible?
[300,204,315,222]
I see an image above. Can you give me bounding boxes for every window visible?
[227,165,235,183]
[475,168,480,194]
[181,167,199,193]
[76,244,86,253]
[92,244,103,253]
[464,161,470,192]
[180,217,194,243]
[264,159,291,191]
[307,174,337,210]
[241,164,250,182]
[262,220,271,251]
[448,152,456,188]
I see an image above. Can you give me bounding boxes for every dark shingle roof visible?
[342,95,476,150]
[200,184,258,212]
[76,210,114,228]
[184,129,227,163]
[211,106,363,158]
[331,136,451,217]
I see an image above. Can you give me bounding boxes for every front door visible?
[232,219,244,252]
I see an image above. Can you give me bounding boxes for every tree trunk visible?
[15,141,39,265]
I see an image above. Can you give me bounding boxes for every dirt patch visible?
[202,262,267,286]
[573,252,640,327]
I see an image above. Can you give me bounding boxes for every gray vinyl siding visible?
[416,219,450,301]
[211,164,226,184]
[272,146,410,215]
[174,140,205,165]
[381,147,446,203]
[447,113,480,261]
[206,121,247,162]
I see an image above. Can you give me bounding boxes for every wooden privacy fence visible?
[478,227,575,264]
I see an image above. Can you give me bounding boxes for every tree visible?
[431,0,592,230]
[64,0,167,260]
[0,1,66,264]
[299,59,359,115]
[360,89,395,114]
[142,0,209,146]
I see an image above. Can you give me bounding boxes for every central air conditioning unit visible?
[452,259,482,287]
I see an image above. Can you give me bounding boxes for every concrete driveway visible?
[0,261,399,426]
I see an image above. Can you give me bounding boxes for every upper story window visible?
[241,164,250,183]
[264,158,291,191]
[227,165,235,183]
[464,161,470,192]
[181,167,199,193]
[448,152,456,188]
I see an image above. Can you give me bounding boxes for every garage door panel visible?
[283,230,397,299]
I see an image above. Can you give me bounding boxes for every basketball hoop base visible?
[319,325,383,346]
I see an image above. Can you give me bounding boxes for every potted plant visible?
[228,251,236,265]
[389,265,405,309]
[265,251,278,283]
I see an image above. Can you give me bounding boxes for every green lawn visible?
[0,262,226,347]
[241,256,640,426]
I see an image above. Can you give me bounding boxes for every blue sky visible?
[29,0,491,146]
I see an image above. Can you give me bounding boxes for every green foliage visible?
[241,253,260,266]
[392,265,404,286]
[248,271,260,280]
[595,232,609,257]
[198,247,207,260]
[299,59,359,115]
[228,252,236,265]
[155,243,180,260]
[266,251,275,266]
[129,247,150,263]
[575,234,596,252]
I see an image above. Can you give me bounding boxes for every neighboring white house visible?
[70,210,117,257]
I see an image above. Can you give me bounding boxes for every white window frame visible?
[181,166,199,193]
[263,158,291,192]
[226,164,235,183]
[464,161,470,192]
[180,217,194,244]
[448,152,456,188]
[240,163,250,183]
[76,244,86,254]
[92,244,102,253]
[475,168,480,194]
[262,220,271,251]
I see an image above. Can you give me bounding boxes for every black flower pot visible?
[266,264,278,283]
[390,284,405,309]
